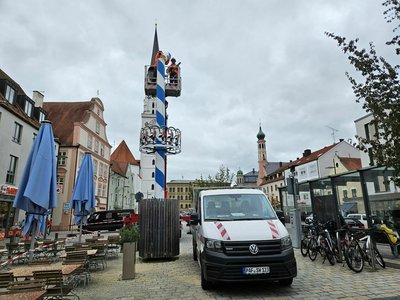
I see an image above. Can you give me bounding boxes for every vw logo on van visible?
[249,244,259,255]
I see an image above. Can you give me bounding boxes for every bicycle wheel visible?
[301,238,309,257]
[323,246,336,266]
[308,237,318,261]
[345,241,364,273]
[373,246,386,268]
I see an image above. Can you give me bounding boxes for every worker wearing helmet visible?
[167,57,180,84]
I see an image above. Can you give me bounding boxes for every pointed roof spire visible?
[150,23,159,65]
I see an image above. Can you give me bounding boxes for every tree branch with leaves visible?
[326,0,400,185]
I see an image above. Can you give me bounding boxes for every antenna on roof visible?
[97,90,100,96]
[326,125,339,144]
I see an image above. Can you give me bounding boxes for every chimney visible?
[303,149,312,157]
[32,91,44,108]
[252,168,255,174]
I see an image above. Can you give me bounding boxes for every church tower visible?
[257,124,268,186]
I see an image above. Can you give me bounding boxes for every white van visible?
[190,189,297,290]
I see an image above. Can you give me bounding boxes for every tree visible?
[326,0,400,185]
[192,165,234,187]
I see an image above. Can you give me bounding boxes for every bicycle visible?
[308,220,337,265]
[345,228,385,273]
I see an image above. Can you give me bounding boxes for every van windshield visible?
[203,193,276,221]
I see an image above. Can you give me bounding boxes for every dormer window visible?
[5,84,16,104]
[38,111,46,123]
[24,99,34,117]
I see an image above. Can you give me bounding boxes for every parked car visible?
[275,210,286,226]
[344,218,365,229]
[83,209,136,232]
[346,213,368,228]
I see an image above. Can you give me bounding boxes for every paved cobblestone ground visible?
[73,229,400,300]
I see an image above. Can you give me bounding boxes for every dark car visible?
[344,217,365,229]
[83,209,135,232]
[275,210,286,226]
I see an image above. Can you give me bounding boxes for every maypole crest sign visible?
[139,125,181,154]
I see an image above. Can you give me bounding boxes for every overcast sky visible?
[0,1,396,181]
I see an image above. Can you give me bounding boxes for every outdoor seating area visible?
[0,234,120,299]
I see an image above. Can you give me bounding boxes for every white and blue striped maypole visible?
[155,56,166,198]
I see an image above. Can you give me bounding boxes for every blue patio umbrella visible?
[13,121,57,261]
[70,152,95,242]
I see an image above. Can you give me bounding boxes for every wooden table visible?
[11,263,83,279]
[0,290,46,300]
[60,249,97,258]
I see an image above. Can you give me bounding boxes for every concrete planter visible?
[122,242,137,280]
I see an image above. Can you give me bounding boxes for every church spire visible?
[150,23,159,65]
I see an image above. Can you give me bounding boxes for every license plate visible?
[243,266,270,275]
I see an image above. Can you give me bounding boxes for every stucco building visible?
[0,69,53,230]
[108,140,140,211]
[44,98,111,231]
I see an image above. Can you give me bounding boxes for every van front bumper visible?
[200,248,297,283]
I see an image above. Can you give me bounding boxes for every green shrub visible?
[119,223,140,244]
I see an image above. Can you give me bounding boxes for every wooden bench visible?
[372,229,400,257]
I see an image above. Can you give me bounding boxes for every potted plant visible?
[119,224,140,280]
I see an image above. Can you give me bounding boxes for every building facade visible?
[167,180,193,211]
[108,140,140,212]
[44,98,111,231]
[0,69,52,230]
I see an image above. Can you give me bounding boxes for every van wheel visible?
[200,261,212,290]
[278,278,293,286]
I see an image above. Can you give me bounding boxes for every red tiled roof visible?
[339,157,361,171]
[43,101,93,145]
[111,161,129,177]
[111,140,139,165]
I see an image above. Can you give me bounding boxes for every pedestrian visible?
[167,57,180,84]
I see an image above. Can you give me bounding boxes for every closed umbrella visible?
[13,121,57,262]
[70,152,95,243]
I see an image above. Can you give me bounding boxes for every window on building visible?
[57,176,64,194]
[351,188,357,198]
[368,148,374,166]
[58,151,67,166]
[103,164,107,178]
[180,204,183,209]
[100,144,104,156]
[343,190,348,199]
[152,159,155,165]
[94,140,99,153]
[24,100,33,117]
[97,182,101,196]
[99,163,104,178]
[6,155,18,184]
[87,135,93,149]
[152,172,154,178]
[38,111,46,123]
[151,184,154,190]
[5,85,16,103]
[96,122,100,134]
[12,122,23,144]
[93,160,98,176]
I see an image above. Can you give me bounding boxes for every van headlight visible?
[205,238,223,252]
[281,236,292,250]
